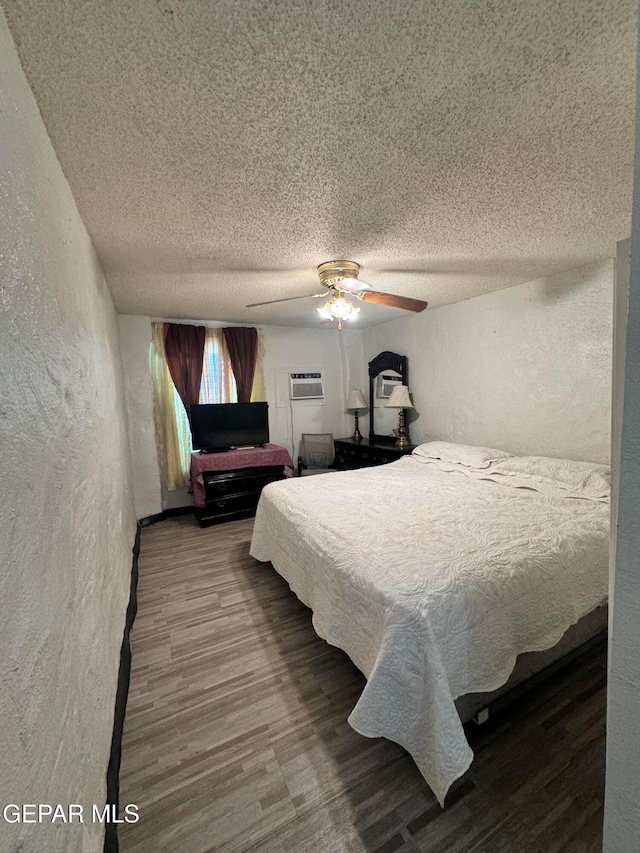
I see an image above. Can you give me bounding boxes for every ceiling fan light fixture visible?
[318,293,356,323]
[330,296,353,318]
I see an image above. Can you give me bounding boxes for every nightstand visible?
[333,437,416,471]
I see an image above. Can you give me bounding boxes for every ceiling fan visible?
[246,260,428,329]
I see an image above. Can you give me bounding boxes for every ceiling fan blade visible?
[336,279,370,293]
[246,292,324,307]
[359,291,428,312]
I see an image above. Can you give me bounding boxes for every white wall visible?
[117,317,362,509]
[362,261,613,463]
[0,13,136,853]
[603,227,640,845]
[608,240,630,620]
[262,324,361,458]
[118,316,162,518]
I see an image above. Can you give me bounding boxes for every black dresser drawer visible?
[195,507,258,526]
[335,449,375,469]
[196,464,286,528]
[203,469,284,498]
[199,490,261,520]
[333,439,415,471]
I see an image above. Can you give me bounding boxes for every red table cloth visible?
[190,444,294,507]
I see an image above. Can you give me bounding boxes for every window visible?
[200,329,238,404]
[150,324,264,490]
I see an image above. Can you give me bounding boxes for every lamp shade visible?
[385,385,414,409]
[347,389,367,410]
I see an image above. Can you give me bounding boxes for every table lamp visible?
[384,385,414,448]
[346,389,367,443]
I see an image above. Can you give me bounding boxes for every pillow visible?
[412,441,513,469]
[490,456,611,498]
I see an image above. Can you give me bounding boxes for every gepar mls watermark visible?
[2,804,139,824]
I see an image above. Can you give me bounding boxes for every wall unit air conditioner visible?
[377,372,402,399]
[289,371,325,400]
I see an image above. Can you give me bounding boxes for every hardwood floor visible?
[119,515,606,853]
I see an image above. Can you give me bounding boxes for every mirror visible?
[368,351,408,443]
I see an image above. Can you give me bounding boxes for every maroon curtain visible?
[223,327,258,403]
[163,323,206,416]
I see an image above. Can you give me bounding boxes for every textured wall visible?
[117,316,162,519]
[362,261,613,463]
[0,13,135,853]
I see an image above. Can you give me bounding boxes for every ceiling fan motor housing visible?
[316,260,361,288]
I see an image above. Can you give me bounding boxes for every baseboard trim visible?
[139,505,194,527]
[103,524,141,853]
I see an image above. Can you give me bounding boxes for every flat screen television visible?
[189,402,270,452]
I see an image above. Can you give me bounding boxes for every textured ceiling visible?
[2,0,637,327]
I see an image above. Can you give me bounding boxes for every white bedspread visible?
[249,455,609,804]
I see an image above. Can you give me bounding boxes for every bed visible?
[249,443,610,805]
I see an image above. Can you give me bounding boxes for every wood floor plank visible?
[119,515,606,852]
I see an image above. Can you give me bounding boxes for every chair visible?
[298,433,337,476]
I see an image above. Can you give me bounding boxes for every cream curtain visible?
[251,329,267,402]
[150,323,192,490]
[200,328,238,403]
[150,324,267,490]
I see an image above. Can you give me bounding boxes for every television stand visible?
[190,444,294,527]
